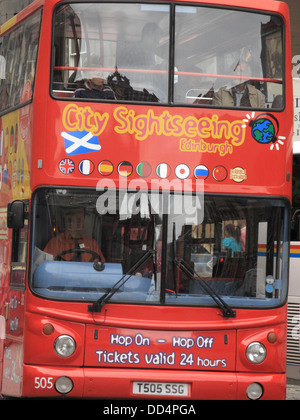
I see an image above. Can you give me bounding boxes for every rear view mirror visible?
[7,201,25,229]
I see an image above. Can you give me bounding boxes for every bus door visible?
[1,200,28,396]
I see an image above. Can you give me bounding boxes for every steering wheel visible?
[54,248,103,262]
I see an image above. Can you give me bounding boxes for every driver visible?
[43,209,105,262]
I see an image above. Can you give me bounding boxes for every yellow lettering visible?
[62,104,246,156]
[62,104,109,135]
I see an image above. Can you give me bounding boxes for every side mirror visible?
[7,201,25,229]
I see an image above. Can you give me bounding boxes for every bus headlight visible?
[246,383,263,400]
[55,376,73,394]
[54,335,76,357]
[246,342,266,364]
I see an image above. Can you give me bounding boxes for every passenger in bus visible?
[118,22,163,70]
[212,61,265,108]
[272,94,283,108]
[74,72,115,100]
[116,22,167,101]
[44,209,105,262]
[222,224,242,256]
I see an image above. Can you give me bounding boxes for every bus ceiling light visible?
[55,376,73,395]
[54,335,76,357]
[246,383,264,400]
[246,342,266,364]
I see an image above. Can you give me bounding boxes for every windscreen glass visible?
[51,3,283,109]
[31,188,289,309]
[52,3,170,103]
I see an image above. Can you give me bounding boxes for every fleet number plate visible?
[132,381,189,396]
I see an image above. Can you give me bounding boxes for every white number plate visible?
[132,381,189,396]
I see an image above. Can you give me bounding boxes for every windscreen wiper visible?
[174,257,236,318]
[88,249,155,313]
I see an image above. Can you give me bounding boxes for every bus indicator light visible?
[267,332,277,344]
[43,324,54,336]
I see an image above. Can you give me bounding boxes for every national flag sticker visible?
[98,160,114,176]
[175,163,190,179]
[79,159,94,175]
[118,161,133,177]
[136,161,152,178]
[213,165,228,182]
[156,163,171,179]
[61,130,101,156]
[59,158,75,174]
[194,164,209,180]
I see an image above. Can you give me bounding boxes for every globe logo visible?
[251,118,276,144]
[246,113,284,151]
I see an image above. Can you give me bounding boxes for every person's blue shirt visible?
[222,237,241,256]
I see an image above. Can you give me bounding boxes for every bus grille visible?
[287,301,300,365]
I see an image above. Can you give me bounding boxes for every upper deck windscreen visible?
[51,3,283,109]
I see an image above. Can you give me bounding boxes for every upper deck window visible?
[0,10,42,114]
[174,6,283,109]
[52,3,170,103]
[52,3,284,109]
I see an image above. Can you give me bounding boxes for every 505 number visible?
[34,377,54,389]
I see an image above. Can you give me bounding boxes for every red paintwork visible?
[0,0,293,399]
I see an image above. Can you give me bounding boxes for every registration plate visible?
[132,381,189,396]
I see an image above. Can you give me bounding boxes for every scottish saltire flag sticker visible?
[175,163,190,179]
[59,158,75,174]
[156,163,171,179]
[118,161,133,177]
[79,159,94,175]
[61,130,101,156]
[98,160,114,176]
[136,161,152,178]
[194,165,209,180]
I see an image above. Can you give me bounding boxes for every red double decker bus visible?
[0,0,293,399]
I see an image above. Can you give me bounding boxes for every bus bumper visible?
[21,365,286,400]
